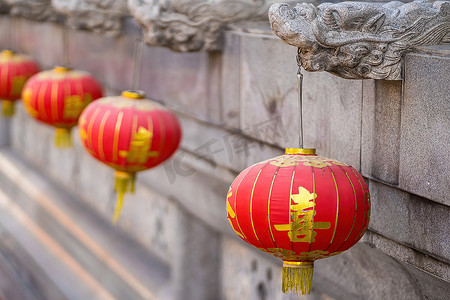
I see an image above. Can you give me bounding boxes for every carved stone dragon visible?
[52,0,129,35]
[5,0,59,21]
[0,1,9,14]
[269,0,450,80]
[128,0,298,52]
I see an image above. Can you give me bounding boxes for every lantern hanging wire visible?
[130,29,144,91]
[296,48,304,149]
[62,20,71,68]
[111,29,146,223]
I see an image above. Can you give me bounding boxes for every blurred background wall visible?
[0,1,448,299]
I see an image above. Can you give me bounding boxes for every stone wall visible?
[0,13,448,300]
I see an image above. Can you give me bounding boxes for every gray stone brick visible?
[302,71,363,169]
[68,28,135,92]
[361,80,402,185]
[0,115,9,147]
[139,44,211,121]
[399,50,450,205]
[14,19,62,68]
[173,205,220,300]
[312,243,427,300]
[240,34,299,148]
[368,179,450,262]
[220,31,241,129]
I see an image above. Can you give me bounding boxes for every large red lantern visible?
[0,50,40,116]
[227,148,370,295]
[79,90,182,222]
[22,66,103,147]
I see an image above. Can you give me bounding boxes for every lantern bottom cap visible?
[285,148,316,155]
[282,260,314,295]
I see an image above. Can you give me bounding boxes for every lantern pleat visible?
[227,148,370,295]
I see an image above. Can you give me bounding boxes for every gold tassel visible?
[54,128,72,148]
[113,171,136,223]
[282,261,314,295]
[2,101,15,117]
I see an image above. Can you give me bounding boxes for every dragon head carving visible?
[269,0,450,80]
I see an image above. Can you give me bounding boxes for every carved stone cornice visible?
[5,0,59,21]
[52,0,129,35]
[128,0,300,52]
[269,0,450,80]
[0,1,9,14]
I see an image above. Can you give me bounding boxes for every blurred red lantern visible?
[0,49,40,117]
[227,148,370,295]
[22,66,103,147]
[79,90,182,222]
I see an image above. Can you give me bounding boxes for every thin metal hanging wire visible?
[8,16,17,51]
[296,48,304,149]
[62,20,70,67]
[130,29,144,91]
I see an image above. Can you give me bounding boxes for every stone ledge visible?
[362,230,450,283]
[0,149,172,300]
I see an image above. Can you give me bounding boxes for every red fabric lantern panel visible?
[227,148,370,295]
[79,90,182,222]
[22,66,103,147]
[0,50,40,116]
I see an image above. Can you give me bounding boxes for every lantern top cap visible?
[285,148,316,155]
[53,66,72,73]
[1,50,15,57]
[122,90,146,99]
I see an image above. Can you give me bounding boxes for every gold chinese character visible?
[64,95,85,119]
[275,186,330,243]
[119,127,159,164]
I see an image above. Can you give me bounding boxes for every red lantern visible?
[0,50,40,116]
[79,90,182,222]
[22,66,103,147]
[227,148,370,295]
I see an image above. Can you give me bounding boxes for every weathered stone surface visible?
[222,236,300,300]
[311,242,431,300]
[302,70,363,169]
[67,27,136,92]
[139,45,211,120]
[5,0,58,21]
[220,31,241,128]
[0,115,9,147]
[399,49,450,205]
[0,150,173,299]
[13,18,63,68]
[128,0,283,52]
[368,180,450,262]
[172,205,220,300]
[240,34,299,148]
[362,230,450,283]
[52,0,128,35]
[0,225,68,300]
[361,80,402,185]
[139,148,238,237]
[269,0,450,80]
[0,1,8,13]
